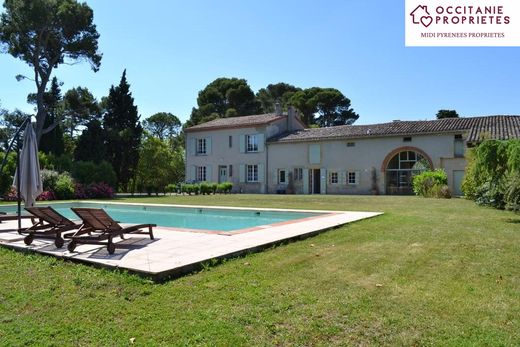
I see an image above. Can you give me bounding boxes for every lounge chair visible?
[22,206,81,248]
[67,208,155,254]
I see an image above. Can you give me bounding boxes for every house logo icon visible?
[410,5,433,28]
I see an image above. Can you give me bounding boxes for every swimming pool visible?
[0,202,325,232]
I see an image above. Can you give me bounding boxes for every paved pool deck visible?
[0,204,382,281]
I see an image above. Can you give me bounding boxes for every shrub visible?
[504,173,520,212]
[181,183,199,195]
[217,182,233,194]
[199,182,212,195]
[37,190,56,201]
[86,182,114,199]
[71,160,117,188]
[41,169,60,192]
[412,169,449,198]
[165,184,178,194]
[54,172,75,200]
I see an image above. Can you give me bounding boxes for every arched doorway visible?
[382,148,432,195]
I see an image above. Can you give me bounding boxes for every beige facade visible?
[185,111,304,193]
[185,112,490,195]
[266,133,467,195]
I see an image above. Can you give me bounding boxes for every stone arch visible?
[380,146,434,172]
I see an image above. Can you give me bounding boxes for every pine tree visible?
[102,70,143,191]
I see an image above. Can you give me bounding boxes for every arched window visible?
[386,150,430,195]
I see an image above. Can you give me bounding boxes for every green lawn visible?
[0,195,519,346]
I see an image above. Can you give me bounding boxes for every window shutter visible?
[340,171,347,185]
[258,134,265,152]
[206,165,212,182]
[206,137,212,155]
[302,169,309,194]
[320,168,327,194]
[189,138,196,156]
[189,165,196,182]
[355,171,360,185]
[239,135,246,153]
[309,144,321,164]
[258,164,264,182]
[239,164,246,183]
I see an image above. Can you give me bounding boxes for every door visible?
[219,166,228,183]
[312,169,321,194]
[453,170,465,196]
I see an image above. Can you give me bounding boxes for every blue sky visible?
[1,0,519,125]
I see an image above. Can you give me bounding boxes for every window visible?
[293,168,303,181]
[197,166,207,181]
[329,172,338,184]
[346,142,356,147]
[229,165,233,177]
[278,169,287,184]
[348,172,357,185]
[454,134,464,157]
[196,138,207,154]
[403,137,412,142]
[229,135,233,148]
[246,135,258,152]
[247,165,258,182]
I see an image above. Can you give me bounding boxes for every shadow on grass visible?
[506,218,520,224]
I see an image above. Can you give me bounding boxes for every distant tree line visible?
[187,78,360,128]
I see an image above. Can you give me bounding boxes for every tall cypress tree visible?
[103,70,142,191]
[74,119,105,163]
[36,77,65,155]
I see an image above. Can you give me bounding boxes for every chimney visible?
[274,101,282,116]
[287,106,295,130]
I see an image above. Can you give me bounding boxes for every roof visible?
[268,115,520,144]
[186,113,284,132]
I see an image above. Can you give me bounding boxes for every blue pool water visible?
[0,202,323,231]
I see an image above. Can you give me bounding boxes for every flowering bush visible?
[74,182,114,199]
[37,191,56,201]
[3,187,18,201]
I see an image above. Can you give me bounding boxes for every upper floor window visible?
[246,135,258,152]
[454,134,464,157]
[346,142,356,147]
[197,138,207,155]
[403,137,412,142]
[229,135,233,148]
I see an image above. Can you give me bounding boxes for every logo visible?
[405,0,520,46]
[410,5,433,28]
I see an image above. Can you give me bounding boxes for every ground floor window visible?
[293,168,303,181]
[197,166,207,181]
[329,171,338,184]
[347,171,357,185]
[247,165,258,182]
[386,150,429,194]
[278,169,287,184]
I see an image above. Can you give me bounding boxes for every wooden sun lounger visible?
[22,206,81,248]
[67,208,155,254]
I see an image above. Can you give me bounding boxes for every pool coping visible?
[0,202,383,282]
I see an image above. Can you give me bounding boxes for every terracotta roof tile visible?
[268,115,520,143]
[186,113,284,132]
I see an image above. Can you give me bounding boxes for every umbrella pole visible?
[16,138,22,232]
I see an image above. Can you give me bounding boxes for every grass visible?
[0,195,519,346]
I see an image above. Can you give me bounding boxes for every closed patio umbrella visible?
[13,123,42,208]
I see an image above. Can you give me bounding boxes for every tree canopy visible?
[143,112,181,140]
[289,87,358,126]
[436,110,459,119]
[62,86,100,137]
[0,0,101,142]
[256,83,301,113]
[187,77,260,126]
